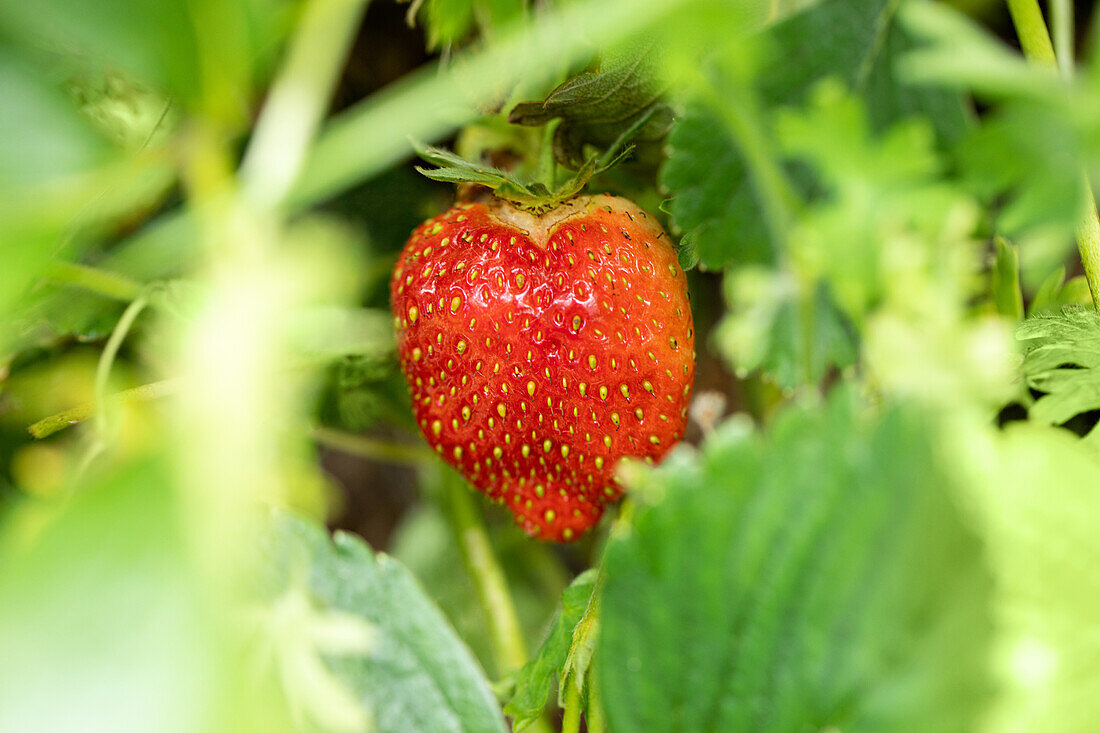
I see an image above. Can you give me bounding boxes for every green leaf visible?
[420,0,526,50]
[509,40,674,169]
[962,424,1100,730]
[1027,266,1067,316]
[0,52,113,352]
[715,271,858,389]
[992,237,1024,321]
[0,457,226,733]
[660,99,776,269]
[759,0,967,142]
[504,569,598,730]
[897,1,1082,252]
[257,513,509,733]
[600,390,994,732]
[1018,307,1100,426]
[661,0,969,271]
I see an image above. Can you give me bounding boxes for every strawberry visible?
[391,194,694,541]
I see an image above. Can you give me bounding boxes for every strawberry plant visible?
[2,0,1100,732]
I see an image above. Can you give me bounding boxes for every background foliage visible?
[2,0,1100,731]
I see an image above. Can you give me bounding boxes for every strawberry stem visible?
[440,470,531,673]
[311,427,434,468]
[537,119,560,191]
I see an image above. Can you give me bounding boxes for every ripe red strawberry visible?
[391,194,694,541]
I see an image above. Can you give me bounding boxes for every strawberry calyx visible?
[411,136,634,215]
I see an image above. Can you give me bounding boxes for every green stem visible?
[1076,194,1100,310]
[586,659,607,733]
[45,261,144,301]
[1006,0,1057,65]
[239,0,371,209]
[311,427,434,468]
[28,378,182,439]
[1050,0,1073,77]
[561,683,583,733]
[1006,0,1100,309]
[72,292,151,475]
[536,119,560,192]
[441,472,530,673]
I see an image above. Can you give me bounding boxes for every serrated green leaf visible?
[600,390,994,732]
[257,514,508,733]
[661,0,968,271]
[509,40,673,169]
[504,569,598,730]
[660,100,776,269]
[1018,307,1100,425]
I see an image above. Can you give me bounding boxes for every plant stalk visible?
[45,261,144,301]
[1006,0,1100,309]
[311,427,434,467]
[561,683,583,733]
[441,472,529,673]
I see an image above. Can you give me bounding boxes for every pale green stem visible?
[28,378,182,439]
[45,261,144,301]
[537,120,559,192]
[1050,0,1073,77]
[73,292,151,475]
[239,0,371,209]
[93,293,150,436]
[586,659,606,733]
[1005,0,1100,310]
[439,474,555,732]
[310,427,434,467]
[441,473,530,673]
[1006,0,1057,64]
[560,683,583,733]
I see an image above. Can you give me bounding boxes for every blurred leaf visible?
[991,237,1023,320]
[0,52,114,352]
[509,40,674,169]
[1027,266,1068,316]
[258,512,508,733]
[715,271,858,389]
[0,0,284,119]
[661,0,969,270]
[897,0,1058,100]
[898,1,1082,249]
[1018,306,1100,425]
[420,0,526,50]
[504,569,598,730]
[957,105,1082,242]
[0,52,110,192]
[600,390,994,732]
[965,425,1100,731]
[777,81,950,319]
[0,457,222,733]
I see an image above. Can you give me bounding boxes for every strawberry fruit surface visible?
[391,194,694,541]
